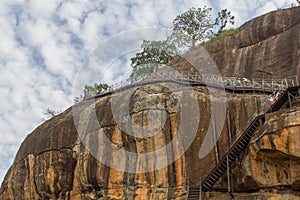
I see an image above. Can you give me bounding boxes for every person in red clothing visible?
[275,91,281,100]
[269,96,275,106]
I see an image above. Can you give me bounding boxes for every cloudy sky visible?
[0,0,297,183]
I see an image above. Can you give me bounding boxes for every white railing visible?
[110,72,298,93]
[278,3,299,10]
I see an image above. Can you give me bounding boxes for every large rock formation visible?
[170,6,300,80]
[1,6,300,200]
[207,6,300,79]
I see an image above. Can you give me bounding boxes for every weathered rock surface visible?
[208,6,300,79]
[1,6,300,200]
[0,84,267,199]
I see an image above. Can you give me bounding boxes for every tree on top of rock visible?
[128,6,235,82]
[215,9,235,33]
[129,39,178,81]
[171,6,214,48]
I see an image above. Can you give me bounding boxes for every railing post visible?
[200,175,202,200]
[259,118,263,128]
[227,155,231,193]
[212,111,219,163]
[288,91,292,108]
[285,78,288,89]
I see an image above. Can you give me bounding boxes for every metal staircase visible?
[188,86,300,199]
[187,187,201,200]
[200,115,265,192]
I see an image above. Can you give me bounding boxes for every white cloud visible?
[26,0,60,20]
[0,0,297,184]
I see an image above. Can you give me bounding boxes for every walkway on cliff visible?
[94,73,298,98]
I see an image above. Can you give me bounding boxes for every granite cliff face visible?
[170,6,300,80]
[1,6,300,200]
[206,6,300,79]
[0,84,268,200]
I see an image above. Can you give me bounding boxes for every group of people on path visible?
[96,87,111,96]
[235,77,251,87]
[224,77,253,87]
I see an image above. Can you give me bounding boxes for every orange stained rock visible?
[107,188,124,199]
[289,127,300,156]
[263,135,272,149]
[109,168,124,185]
[27,154,37,199]
[249,145,258,159]
[170,114,186,187]
[47,151,55,194]
[135,188,149,200]
[250,158,258,183]
[272,128,289,153]
[146,136,155,185]
[288,128,295,155]
[111,127,123,147]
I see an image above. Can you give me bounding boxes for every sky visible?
[0,0,297,183]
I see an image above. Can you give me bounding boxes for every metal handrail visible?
[110,73,297,92]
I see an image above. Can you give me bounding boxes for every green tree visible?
[129,39,178,81]
[172,6,214,48]
[297,0,300,5]
[215,9,235,33]
[74,83,109,103]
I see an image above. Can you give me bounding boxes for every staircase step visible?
[220,162,227,169]
[231,147,240,153]
[188,190,199,192]
[233,146,243,152]
[206,178,215,185]
[248,128,256,134]
[249,126,257,132]
[227,156,235,162]
[217,164,226,170]
[244,133,253,139]
[228,154,236,161]
[215,168,224,175]
[211,173,220,180]
[242,135,251,141]
[228,151,236,157]
[240,138,250,145]
[236,142,245,148]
